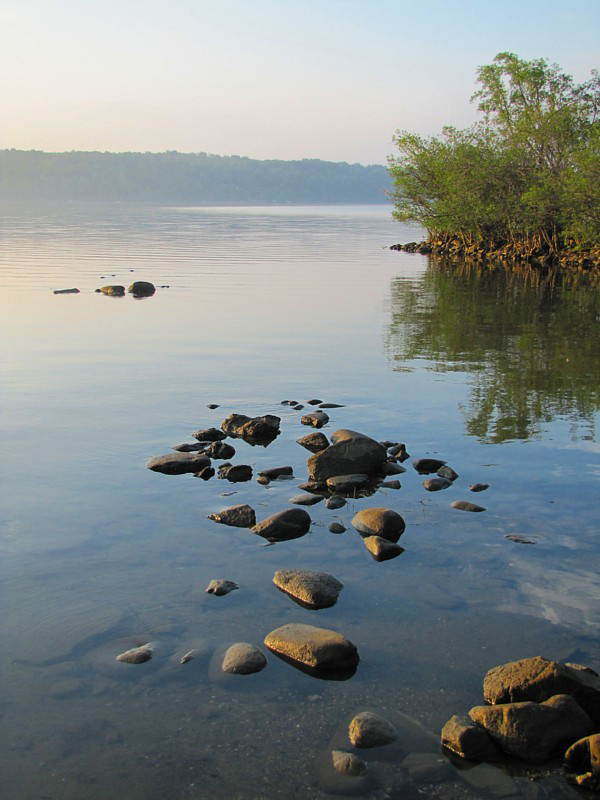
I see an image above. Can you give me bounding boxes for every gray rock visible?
[564,733,600,789]
[222,643,267,675]
[146,452,210,474]
[217,463,252,482]
[264,623,359,671]
[325,494,346,509]
[469,694,592,762]
[470,483,490,492]
[221,413,281,445]
[423,477,452,491]
[483,656,600,724]
[441,714,503,761]
[348,711,397,748]
[363,536,405,562]
[171,442,205,452]
[306,398,322,405]
[53,288,80,294]
[273,569,343,609]
[308,431,387,482]
[413,458,446,474]
[206,579,239,596]
[203,441,236,459]
[437,465,459,481]
[326,474,370,493]
[451,500,486,512]
[381,461,406,475]
[258,465,293,479]
[191,427,226,442]
[301,411,330,429]
[380,480,401,489]
[116,645,152,664]
[388,443,407,458]
[296,432,330,453]
[195,465,215,480]
[297,480,327,492]
[251,508,311,542]
[289,493,324,506]
[329,522,346,534]
[459,763,521,798]
[208,504,256,527]
[318,402,344,408]
[401,752,456,783]
[331,750,367,777]
[128,281,155,297]
[352,508,405,542]
[505,534,537,544]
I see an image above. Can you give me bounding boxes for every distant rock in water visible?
[413,458,446,474]
[128,281,155,297]
[97,285,125,296]
[53,288,79,294]
[301,411,330,429]
[146,452,210,474]
[116,645,153,664]
[205,579,239,596]
[296,432,330,453]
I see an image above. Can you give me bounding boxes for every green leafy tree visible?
[389,53,600,253]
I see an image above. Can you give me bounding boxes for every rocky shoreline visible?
[391,238,600,272]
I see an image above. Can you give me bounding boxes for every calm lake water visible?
[1,203,599,800]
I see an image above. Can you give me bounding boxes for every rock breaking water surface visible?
[0,203,599,799]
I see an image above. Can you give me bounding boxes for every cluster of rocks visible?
[96,280,157,297]
[391,239,600,272]
[441,656,600,790]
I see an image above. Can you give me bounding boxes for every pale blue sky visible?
[1,0,598,164]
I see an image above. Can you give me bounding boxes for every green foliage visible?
[388,53,600,251]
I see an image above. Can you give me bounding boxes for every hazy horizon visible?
[1,0,599,165]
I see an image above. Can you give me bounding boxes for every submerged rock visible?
[469,694,592,762]
[326,474,370,493]
[306,398,323,405]
[308,430,387,482]
[331,750,367,777]
[53,287,80,294]
[222,643,267,675]
[192,427,227,442]
[325,494,346,509]
[128,281,155,296]
[423,477,452,491]
[98,285,125,296]
[273,569,343,609]
[203,441,236,460]
[258,465,293,479]
[348,711,397,748]
[352,508,405,542]
[381,461,406,476]
[301,411,330,429]
[296,432,330,453]
[380,480,401,489]
[251,508,311,542]
[470,483,490,492]
[289,493,324,506]
[146,452,210,474]
[319,402,345,409]
[208,504,256,528]
[217,463,253,482]
[116,645,152,664]
[329,522,346,534]
[413,458,446,474]
[206,579,239,596]
[171,442,205,452]
[221,413,281,445]
[451,500,486,512]
[264,623,359,672]
[363,536,405,562]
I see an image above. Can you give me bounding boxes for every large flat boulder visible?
[273,569,343,609]
[469,694,592,762]
[352,508,405,542]
[307,430,387,482]
[483,656,600,724]
[264,623,358,671]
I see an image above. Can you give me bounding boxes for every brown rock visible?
[116,645,152,664]
[273,569,343,609]
[348,711,397,748]
[251,508,311,542]
[208,504,256,528]
[264,623,358,671]
[221,413,280,445]
[191,427,226,442]
[451,500,486,512]
[296,432,330,453]
[308,431,387,482]
[352,508,405,542]
[423,477,452,491]
[222,643,267,675]
[331,751,368,777]
[363,536,405,562]
[301,411,329,429]
[564,733,600,789]
[441,714,502,761]
[146,452,210,474]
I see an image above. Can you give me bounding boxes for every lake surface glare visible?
[1,204,599,800]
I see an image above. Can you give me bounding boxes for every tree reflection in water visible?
[385,259,600,443]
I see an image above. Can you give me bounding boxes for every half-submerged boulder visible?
[273,569,343,609]
[128,281,155,297]
[307,429,387,482]
[469,694,592,762]
[441,714,502,762]
[483,656,600,724]
[192,427,226,442]
[251,508,311,542]
[221,413,280,446]
[146,452,210,474]
[348,711,397,748]
[208,504,256,528]
[564,733,600,789]
[301,411,329,429]
[297,432,330,453]
[264,623,359,677]
[222,643,267,675]
[352,508,405,542]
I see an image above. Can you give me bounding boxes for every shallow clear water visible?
[0,203,599,800]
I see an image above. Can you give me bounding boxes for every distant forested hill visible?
[0,150,390,204]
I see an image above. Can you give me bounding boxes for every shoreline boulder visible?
[308,430,387,482]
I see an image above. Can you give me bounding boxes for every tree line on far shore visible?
[0,150,389,205]
[388,53,600,260]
